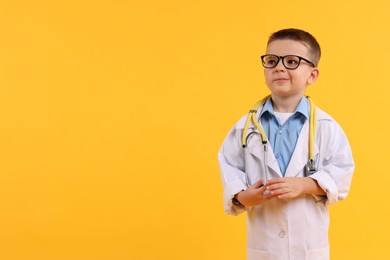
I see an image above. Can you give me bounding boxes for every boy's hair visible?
[268,28,321,66]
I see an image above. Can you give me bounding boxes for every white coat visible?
[218,106,354,260]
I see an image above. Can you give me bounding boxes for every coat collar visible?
[236,105,332,130]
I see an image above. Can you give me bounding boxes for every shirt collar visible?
[260,96,309,119]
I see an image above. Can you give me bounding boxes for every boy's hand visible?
[235,179,276,206]
[265,177,304,199]
[265,177,325,199]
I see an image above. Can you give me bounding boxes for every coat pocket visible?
[247,247,270,260]
[306,245,329,260]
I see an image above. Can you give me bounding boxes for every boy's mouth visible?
[274,78,289,82]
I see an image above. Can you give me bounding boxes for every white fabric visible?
[274,111,294,125]
[218,106,354,260]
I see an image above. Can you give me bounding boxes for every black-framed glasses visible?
[261,54,315,70]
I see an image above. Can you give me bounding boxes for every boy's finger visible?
[257,184,271,195]
[253,178,264,188]
[266,177,283,185]
[266,183,285,191]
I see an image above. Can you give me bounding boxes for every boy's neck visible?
[271,95,303,113]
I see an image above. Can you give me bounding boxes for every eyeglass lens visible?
[263,55,303,69]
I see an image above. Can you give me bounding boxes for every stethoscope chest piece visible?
[305,159,317,176]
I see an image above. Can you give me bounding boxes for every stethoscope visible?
[241,95,317,185]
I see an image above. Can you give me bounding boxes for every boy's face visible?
[263,39,319,100]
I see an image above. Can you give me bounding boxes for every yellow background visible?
[0,0,389,259]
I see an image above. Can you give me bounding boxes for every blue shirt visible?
[260,97,309,176]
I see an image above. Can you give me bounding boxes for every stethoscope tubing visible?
[241,95,317,184]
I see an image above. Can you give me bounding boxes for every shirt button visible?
[279,231,285,238]
[278,130,284,134]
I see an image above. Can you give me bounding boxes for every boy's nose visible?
[274,59,285,71]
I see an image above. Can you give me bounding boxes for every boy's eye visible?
[265,58,278,66]
[285,56,299,65]
[266,60,276,65]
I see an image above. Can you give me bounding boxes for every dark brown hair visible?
[268,28,321,66]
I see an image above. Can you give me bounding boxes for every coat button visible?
[279,231,285,238]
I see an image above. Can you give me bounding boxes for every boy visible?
[218,28,354,260]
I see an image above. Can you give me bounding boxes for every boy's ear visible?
[307,68,320,84]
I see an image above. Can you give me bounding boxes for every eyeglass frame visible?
[260,54,316,70]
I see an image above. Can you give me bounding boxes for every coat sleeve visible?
[308,120,355,206]
[218,125,251,216]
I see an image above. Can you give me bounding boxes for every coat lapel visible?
[284,122,319,178]
[247,130,282,177]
